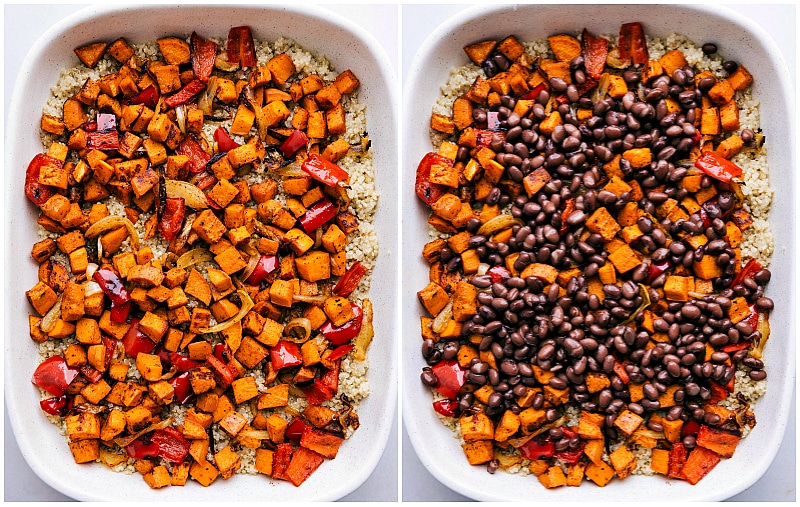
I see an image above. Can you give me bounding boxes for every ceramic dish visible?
[5,4,398,501]
[401,4,795,501]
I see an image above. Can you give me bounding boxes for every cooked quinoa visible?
[30,29,378,487]
[420,28,773,487]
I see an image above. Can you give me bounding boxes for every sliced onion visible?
[238,428,271,440]
[84,280,103,297]
[292,294,327,306]
[477,263,490,276]
[750,312,770,360]
[177,247,213,269]
[199,289,254,334]
[85,216,139,251]
[270,162,306,178]
[605,48,627,69]
[173,212,197,252]
[39,295,63,334]
[432,299,453,334]
[113,417,174,448]
[215,51,240,72]
[284,318,312,343]
[352,298,374,361]
[99,446,128,468]
[85,263,99,279]
[249,94,268,141]
[476,215,523,237]
[239,254,260,283]
[175,104,187,134]
[198,76,219,116]
[592,72,611,102]
[165,179,209,210]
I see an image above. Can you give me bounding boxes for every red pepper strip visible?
[319,361,340,393]
[582,28,609,80]
[129,85,159,109]
[332,261,367,298]
[519,83,547,101]
[487,266,511,284]
[619,22,649,66]
[682,420,701,438]
[613,361,631,384]
[286,418,308,444]
[156,348,199,372]
[164,78,206,109]
[694,151,743,183]
[270,340,303,370]
[86,130,120,150]
[415,152,452,205]
[431,360,467,399]
[299,197,337,233]
[169,372,193,404]
[328,344,354,362]
[320,304,363,345]
[301,154,349,187]
[272,443,293,480]
[158,197,185,242]
[730,257,763,288]
[24,153,59,206]
[667,442,688,479]
[93,268,130,306]
[80,364,103,384]
[555,444,585,464]
[213,126,240,152]
[122,320,156,357]
[520,439,555,460]
[110,300,131,323]
[125,439,159,460]
[40,395,73,416]
[646,259,671,285]
[246,255,278,285]
[227,26,257,67]
[176,135,211,173]
[150,426,191,463]
[190,170,218,191]
[559,198,576,235]
[280,129,309,158]
[745,303,759,330]
[190,32,218,83]
[102,336,117,370]
[206,354,238,387]
[31,356,79,396]
[304,380,334,405]
[721,340,751,353]
[432,399,458,417]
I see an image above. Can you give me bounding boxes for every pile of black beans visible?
[421,50,772,447]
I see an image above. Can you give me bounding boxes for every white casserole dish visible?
[4,4,398,501]
[401,4,795,501]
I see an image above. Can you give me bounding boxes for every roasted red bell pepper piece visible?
[707,381,730,404]
[158,197,185,242]
[156,348,199,373]
[285,418,308,444]
[646,259,672,284]
[730,258,763,288]
[299,197,337,233]
[84,121,98,132]
[280,129,309,158]
[320,304,363,345]
[150,426,191,463]
[272,443,293,480]
[39,395,73,416]
[301,154,349,187]
[164,78,206,109]
[431,360,466,399]
[432,398,458,417]
[520,439,555,460]
[332,261,367,298]
[190,170,218,190]
[122,319,156,357]
[619,22,649,66]
[319,361,340,393]
[582,28,609,80]
[721,340,751,353]
[24,154,58,206]
[176,134,211,173]
[694,151,742,183]
[487,265,511,284]
[559,198,576,235]
[327,344,354,362]
[169,372,193,404]
[206,353,238,387]
[129,85,159,109]
[414,152,452,205]
[86,130,119,151]
[519,83,547,101]
[93,268,130,307]
[103,336,117,370]
[667,442,688,479]
[31,356,79,397]
[227,26,257,67]
[80,364,103,384]
[190,32,218,83]
[475,128,505,148]
[125,438,159,460]
[109,300,131,323]
[246,255,278,285]
[270,340,303,370]
[303,380,334,405]
[213,126,239,152]
[682,420,701,438]
[555,444,585,464]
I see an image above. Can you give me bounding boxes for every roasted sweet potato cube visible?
[695,425,741,458]
[157,36,191,65]
[189,460,219,487]
[143,465,172,489]
[462,440,494,465]
[613,409,644,436]
[214,446,241,480]
[719,100,740,131]
[300,426,344,459]
[609,444,637,479]
[464,39,497,65]
[585,207,621,241]
[607,244,641,274]
[585,461,615,487]
[538,465,568,489]
[459,412,494,442]
[26,281,58,316]
[417,282,449,317]
[66,412,101,441]
[716,134,744,160]
[74,42,107,68]
[548,34,581,62]
[267,53,296,86]
[430,112,455,134]
[659,49,688,76]
[135,352,163,382]
[69,439,100,464]
[284,447,324,486]
[494,410,521,442]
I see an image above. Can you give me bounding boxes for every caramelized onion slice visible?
[284,318,312,343]
[199,289,254,334]
[85,216,139,251]
[477,215,523,237]
[165,179,209,210]
[177,247,214,269]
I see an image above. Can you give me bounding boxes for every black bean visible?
[749,369,767,381]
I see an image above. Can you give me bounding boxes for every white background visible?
[400,3,796,502]
[2,3,398,502]
[3,2,795,503]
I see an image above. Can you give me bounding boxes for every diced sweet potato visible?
[547,34,581,62]
[682,446,721,485]
[74,42,107,68]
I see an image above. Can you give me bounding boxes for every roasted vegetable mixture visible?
[26,26,376,489]
[416,23,772,488]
